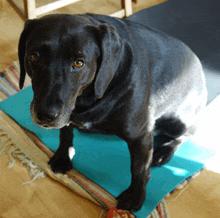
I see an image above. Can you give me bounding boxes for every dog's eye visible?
[73,60,84,68]
[30,53,39,63]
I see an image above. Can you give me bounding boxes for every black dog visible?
[18,14,207,212]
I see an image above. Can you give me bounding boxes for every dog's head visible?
[18,14,123,129]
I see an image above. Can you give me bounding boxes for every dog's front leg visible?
[48,124,74,174]
[117,133,153,212]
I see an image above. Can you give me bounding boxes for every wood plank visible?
[109,9,125,18]
[6,0,26,20]
[124,0,132,17]
[27,0,36,19]
[36,0,81,16]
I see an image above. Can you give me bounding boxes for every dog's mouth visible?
[32,114,71,130]
[33,114,72,129]
[40,122,71,129]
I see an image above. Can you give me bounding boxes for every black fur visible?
[18,14,207,212]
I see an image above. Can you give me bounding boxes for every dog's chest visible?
[82,122,92,129]
[70,121,92,130]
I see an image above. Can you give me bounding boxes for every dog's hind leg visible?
[151,117,196,167]
[117,132,154,212]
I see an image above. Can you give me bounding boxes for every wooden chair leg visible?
[121,0,132,17]
[8,0,132,21]
[6,0,26,20]
[25,0,36,19]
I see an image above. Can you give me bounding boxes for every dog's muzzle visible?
[30,101,74,129]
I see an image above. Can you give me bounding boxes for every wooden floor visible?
[0,0,166,71]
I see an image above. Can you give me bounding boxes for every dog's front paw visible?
[152,146,174,167]
[116,186,146,213]
[48,154,73,174]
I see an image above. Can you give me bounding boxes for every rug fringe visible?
[0,129,45,185]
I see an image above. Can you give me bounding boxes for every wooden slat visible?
[6,0,26,20]
[124,0,132,17]
[109,9,125,18]
[7,0,132,21]
[27,0,36,19]
[36,0,81,16]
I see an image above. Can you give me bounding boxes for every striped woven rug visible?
[0,61,31,101]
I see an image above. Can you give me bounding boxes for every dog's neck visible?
[74,81,98,113]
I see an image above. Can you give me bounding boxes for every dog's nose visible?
[36,109,59,123]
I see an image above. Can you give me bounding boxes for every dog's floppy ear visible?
[95,24,123,98]
[18,19,36,90]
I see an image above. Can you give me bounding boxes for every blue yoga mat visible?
[0,86,212,217]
